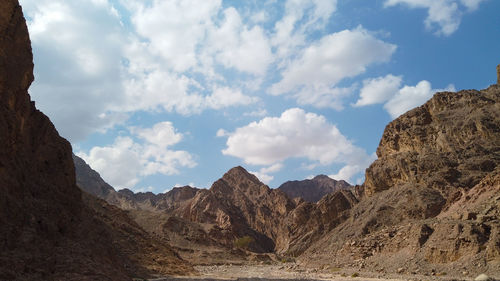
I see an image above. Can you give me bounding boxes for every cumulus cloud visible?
[354,75,455,118]
[272,0,337,60]
[250,163,284,184]
[270,27,397,109]
[384,0,487,36]
[77,121,196,191]
[243,109,268,117]
[221,108,372,182]
[20,0,264,142]
[354,74,403,107]
[21,0,396,144]
[384,81,455,118]
[208,7,273,76]
[22,0,128,141]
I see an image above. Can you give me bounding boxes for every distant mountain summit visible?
[278,175,351,202]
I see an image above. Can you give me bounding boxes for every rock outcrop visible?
[299,84,500,277]
[278,175,351,202]
[497,64,500,85]
[73,153,115,199]
[364,87,499,199]
[75,154,199,211]
[76,157,359,260]
[0,1,191,279]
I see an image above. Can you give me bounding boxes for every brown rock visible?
[297,79,500,276]
[0,1,192,279]
[497,64,500,85]
[278,175,351,202]
[364,87,500,198]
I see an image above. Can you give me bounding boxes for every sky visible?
[19,0,500,193]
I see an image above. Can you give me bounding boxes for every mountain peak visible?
[278,175,351,203]
[222,166,262,185]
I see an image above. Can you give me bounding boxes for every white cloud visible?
[209,7,273,76]
[272,0,338,60]
[78,122,196,191]
[216,129,228,137]
[244,109,268,117]
[261,163,284,174]
[354,74,403,107]
[21,0,395,145]
[131,122,183,148]
[250,170,275,184]
[206,86,259,110]
[354,76,456,118]
[22,0,128,141]
[21,0,264,142]
[270,27,397,109]
[130,0,221,73]
[221,108,372,182]
[460,0,485,10]
[330,153,376,182]
[384,0,487,36]
[384,81,455,118]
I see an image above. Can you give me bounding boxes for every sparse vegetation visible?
[330,267,342,272]
[280,257,295,263]
[351,272,359,278]
[233,235,254,249]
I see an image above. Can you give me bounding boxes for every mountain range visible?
[1,0,499,279]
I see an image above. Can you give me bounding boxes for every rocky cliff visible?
[75,156,359,260]
[364,87,499,198]
[75,154,199,211]
[0,1,191,279]
[278,175,351,202]
[299,83,500,277]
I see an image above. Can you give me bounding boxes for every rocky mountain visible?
[74,154,199,211]
[75,160,297,252]
[278,175,351,202]
[72,60,499,277]
[0,2,192,280]
[299,82,500,276]
[75,154,360,261]
[73,153,115,199]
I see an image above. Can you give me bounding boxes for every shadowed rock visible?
[0,1,192,279]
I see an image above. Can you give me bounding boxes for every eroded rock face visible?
[299,85,500,276]
[0,2,191,279]
[278,175,351,202]
[497,64,500,85]
[178,166,297,253]
[364,87,500,198]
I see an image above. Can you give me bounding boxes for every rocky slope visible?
[0,2,191,280]
[73,65,499,277]
[75,154,360,260]
[278,175,351,202]
[299,82,500,277]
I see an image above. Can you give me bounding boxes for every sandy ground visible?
[148,264,451,281]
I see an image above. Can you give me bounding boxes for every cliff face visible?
[0,2,191,279]
[300,85,500,276]
[73,153,115,198]
[278,175,351,202]
[364,87,499,198]
[177,166,296,253]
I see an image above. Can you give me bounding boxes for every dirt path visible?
[150,264,410,281]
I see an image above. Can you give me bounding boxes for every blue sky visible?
[19,0,500,192]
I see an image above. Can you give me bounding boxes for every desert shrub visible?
[330,267,341,272]
[351,272,359,277]
[234,235,254,249]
